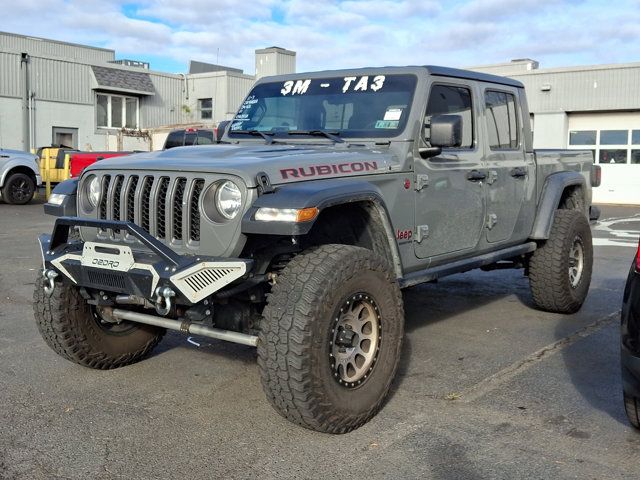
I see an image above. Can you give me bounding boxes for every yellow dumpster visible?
[37,147,76,198]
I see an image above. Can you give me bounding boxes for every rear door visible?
[482,87,534,244]
[413,80,486,261]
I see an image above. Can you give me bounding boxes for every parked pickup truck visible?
[163,127,216,149]
[0,149,41,204]
[35,66,600,433]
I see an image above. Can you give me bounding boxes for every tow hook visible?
[154,286,176,316]
[42,269,58,296]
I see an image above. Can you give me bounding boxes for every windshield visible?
[229,74,417,139]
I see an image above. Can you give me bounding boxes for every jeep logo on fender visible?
[280,161,378,180]
[92,258,120,269]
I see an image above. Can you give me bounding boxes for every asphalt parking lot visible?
[1,199,639,479]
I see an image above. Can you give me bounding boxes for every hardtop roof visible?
[424,65,523,88]
[256,65,524,89]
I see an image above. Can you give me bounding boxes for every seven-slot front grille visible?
[97,174,204,243]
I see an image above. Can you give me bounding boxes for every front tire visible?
[528,209,593,313]
[3,172,35,204]
[33,274,165,369]
[258,245,404,433]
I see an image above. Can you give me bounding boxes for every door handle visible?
[510,167,527,178]
[466,170,487,182]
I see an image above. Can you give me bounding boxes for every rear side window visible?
[164,131,184,149]
[485,90,519,150]
[425,84,474,148]
[197,131,214,145]
[184,132,198,146]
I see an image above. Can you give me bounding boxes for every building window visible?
[199,98,213,120]
[96,93,139,129]
[599,149,628,164]
[569,130,597,145]
[568,129,640,165]
[600,130,628,145]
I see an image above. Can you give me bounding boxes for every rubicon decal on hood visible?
[280,161,379,180]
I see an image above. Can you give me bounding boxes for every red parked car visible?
[69,125,228,177]
[69,152,132,178]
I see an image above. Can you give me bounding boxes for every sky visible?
[1,0,639,75]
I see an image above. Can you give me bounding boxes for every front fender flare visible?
[43,178,78,217]
[241,179,391,236]
[241,179,403,277]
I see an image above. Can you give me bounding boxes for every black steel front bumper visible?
[39,217,253,305]
[622,266,640,397]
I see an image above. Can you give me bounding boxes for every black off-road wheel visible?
[33,274,165,369]
[528,209,593,313]
[258,244,404,433]
[624,392,640,429]
[3,173,35,205]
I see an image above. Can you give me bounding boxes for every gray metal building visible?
[0,32,294,152]
[471,59,640,204]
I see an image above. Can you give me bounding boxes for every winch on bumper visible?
[39,217,253,314]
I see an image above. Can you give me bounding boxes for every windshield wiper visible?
[232,130,275,145]
[287,130,345,143]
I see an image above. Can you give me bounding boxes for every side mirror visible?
[215,121,231,143]
[429,114,462,148]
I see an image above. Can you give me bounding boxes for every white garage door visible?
[568,113,640,205]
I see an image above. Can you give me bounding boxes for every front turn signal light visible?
[255,207,319,223]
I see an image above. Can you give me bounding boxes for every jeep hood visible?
[85,144,399,187]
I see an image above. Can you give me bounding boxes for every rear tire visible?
[258,245,404,433]
[624,391,640,429]
[3,173,35,205]
[33,274,165,369]
[528,209,593,313]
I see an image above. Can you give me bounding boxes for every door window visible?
[485,90,519,150]
[425,84,474,148]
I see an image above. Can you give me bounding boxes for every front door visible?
[481,88,532,244]
[414,81,486,261]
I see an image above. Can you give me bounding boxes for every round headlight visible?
[215,180,242,220]
[87,176,101,208]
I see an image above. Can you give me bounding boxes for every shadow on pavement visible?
[554,279,629,427]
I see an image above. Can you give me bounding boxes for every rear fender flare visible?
[530,171,587,240]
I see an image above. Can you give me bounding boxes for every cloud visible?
[458,0,560,20]
[0,0,638,74]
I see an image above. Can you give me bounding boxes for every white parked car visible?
[0,149,42,204]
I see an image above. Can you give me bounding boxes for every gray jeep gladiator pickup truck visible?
[34,66,599,433]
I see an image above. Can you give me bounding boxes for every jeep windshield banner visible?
[229,74,417,138]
